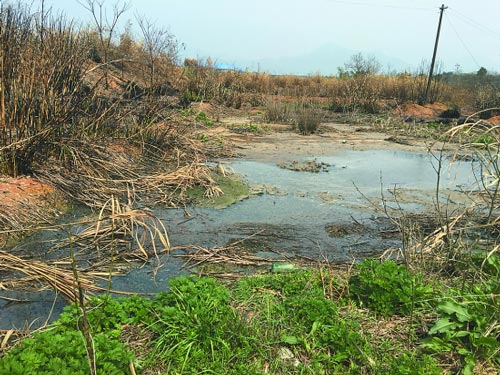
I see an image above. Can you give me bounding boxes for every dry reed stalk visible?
[33,135,223,211]
[0,191,62,243]
[174,241,276,270]
[48,196,170,262]
[448,118,500,218]
[1,195,170,306]
[0,250,104,302]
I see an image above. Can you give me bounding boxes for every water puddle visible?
[0,149,478,328]
[163,150,476,259]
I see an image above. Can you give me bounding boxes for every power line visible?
[448,8,500,42]
[326,0,433,12]
[445,13,482,70]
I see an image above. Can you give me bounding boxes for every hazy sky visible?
[40,0,500,74]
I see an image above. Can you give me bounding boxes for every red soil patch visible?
[192,102,214,114]
[487,115,500,125]
[0,177,55,208]
[395,103,447,119]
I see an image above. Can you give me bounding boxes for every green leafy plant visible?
[195,111,214,126]
[349,260,433,316]
[472,134,495,145]
[196,133,209,142]
[422,281,500,374]
[234,269,439,374]
[229,123,270,134]
[148,276,260,373]
[0,327,132,375]
[1,271,445,374]
[178,108,194,116]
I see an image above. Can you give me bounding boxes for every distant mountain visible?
[217,43,411,76]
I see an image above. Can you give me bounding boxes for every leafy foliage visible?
[422,279,500,374]
[349,260,433,316]
[0,271,453,374]
[234,270,439,374]
[148,276,261,374]
[195,111,214,126]
[0,327,131,375]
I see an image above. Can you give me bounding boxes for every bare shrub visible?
[475,86,500,118]
[77,0,130,87]
[136,14,181,94]
[264,99,293,123]
[264,99,322,134]
[333,54,383,113]
[294,103,323,135]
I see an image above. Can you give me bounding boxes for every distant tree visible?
[477,67,488,77]
[78,0,130,86]
[136,14,181,93]
[118,20,134,58]
[343,53,381,77]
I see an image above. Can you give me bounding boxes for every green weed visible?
[0,323,132,375]
[148,276,261,374]
[195,112,215,126]
[178,108,194,116]
[229,123,270,134]
[472,134,495,145]
[422,278,500,373]
[196,133,210,142]
[0,271,452,374]
[349,260,433,316]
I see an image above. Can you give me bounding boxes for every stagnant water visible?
[0,150,478,329]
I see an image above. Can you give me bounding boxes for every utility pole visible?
[424,3,447,104]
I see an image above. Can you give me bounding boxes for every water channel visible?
[0,149,478,329]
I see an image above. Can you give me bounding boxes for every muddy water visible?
[0,150,478,329]
[164,150,476,258]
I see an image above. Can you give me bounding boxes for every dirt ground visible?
[0,177,61,244]
[211,119,445,163]
[0,177,55,207]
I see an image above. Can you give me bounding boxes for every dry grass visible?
[0,250,105,302]
[175,244,275,271]
[52,196,170,259]
[0,195,170,325]
[31,130,222,211]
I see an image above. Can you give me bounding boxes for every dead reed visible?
[52,196,170,260]
[175,244,276,270]
[0,250,105,302]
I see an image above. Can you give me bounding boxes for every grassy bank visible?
[1,257,498,374]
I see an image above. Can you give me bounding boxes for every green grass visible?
[1,257,499,374]
[229,123,271,134]
[472,134,496,145]
[186,172,250,208]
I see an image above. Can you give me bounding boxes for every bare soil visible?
[0,177,62,244]
[0,177,55,207]
[209,120,442,163]
[393,103,448,119]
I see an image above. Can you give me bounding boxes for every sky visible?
[36,0,500,74]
